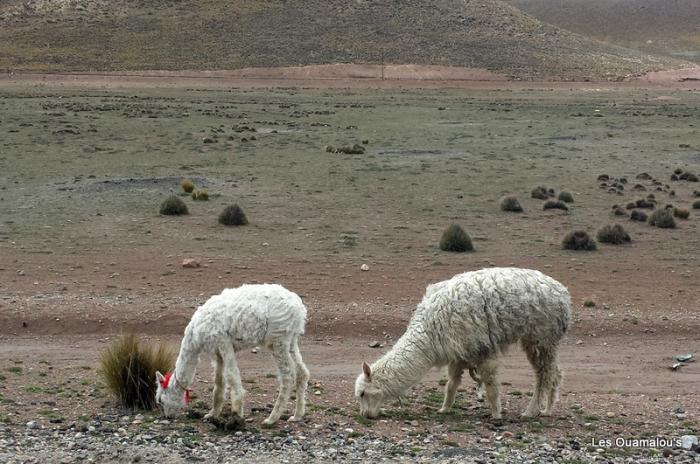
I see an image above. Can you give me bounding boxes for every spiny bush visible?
[500,196,523,212]
[673,207,690,219]
[693,191,700,198]
[648,209,676,228]
[439,224,474,252]
[561,230,596,251]
[531,186,551,200]
[562,231,596,251]
[180,178,195,193]
[160,195,188,215]
[630,210,648,222]
[543,200,568,211]
[336,144,365,155]
[192,190,209,201]
[558,191,574,203]
[635,198,655,209]
[693,200,700,209]
[597,224,631,245]
[100,333,175,410]
[612,206,626,216]
[219,204,248,226]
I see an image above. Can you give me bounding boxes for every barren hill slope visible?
[0,0,689,79]
[509,0,700,63]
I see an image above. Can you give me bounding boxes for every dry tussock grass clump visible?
[648,209,676,228]
[439,224,474,252]
[219,204,248,226]
[181,178,195,193]
[597,224,631,245]
[673,207,689,219]
[160,195,188,215]
[562,230,596,251]
[100,333,175,410]
[500,196,523,212]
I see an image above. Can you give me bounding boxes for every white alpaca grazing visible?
[155,284,310,425]
[355,267,571,419]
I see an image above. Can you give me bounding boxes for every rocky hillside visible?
[0,0,689,79]
[509,0,700,63]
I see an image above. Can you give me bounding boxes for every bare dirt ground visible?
[0,68,699,462]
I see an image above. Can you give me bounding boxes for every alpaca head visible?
[355,362,385,418]
[155,371,189,418]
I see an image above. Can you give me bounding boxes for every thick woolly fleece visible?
[157,284,309,424]
[357,267,571,417]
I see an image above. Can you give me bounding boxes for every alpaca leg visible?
[478,360,501,419]
[222,346,245,417]
[264,340,294,425]
[204,351,225,420]
[439,361,464,413]
[522,343,550,417]
[288,335,310,422]
[468,367,485,401]
[541,347,561,415]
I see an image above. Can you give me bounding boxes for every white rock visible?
[681,435,698,450]
[360,264,369,271]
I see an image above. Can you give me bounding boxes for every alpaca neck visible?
[173,333,200,389]
[372,328,435,398]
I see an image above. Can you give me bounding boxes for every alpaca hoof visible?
[521,410,540,418]
[203,412,217,422]
[287,415,303,422]
[437,407,449,414]
[262,417,278,426]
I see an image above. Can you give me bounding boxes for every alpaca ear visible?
[362,362,372,381]
[156,371,165,384]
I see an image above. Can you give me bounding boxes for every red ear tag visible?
[184,389,191,405]
[162,372,173,389]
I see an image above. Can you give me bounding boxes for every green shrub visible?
[648,209,676,228]
[543,200,568,211]
[612,206,626,216]
[192,190,209,201]
[597,224,631,245]
[531,186,551,200]
[500,196,523,212]
[693,200,700,209]
[439,224,474,252]
[562,231,596,251]
[630,210,648,222]
[635,198,655,209]
[558,191,574,203]
[99,333,175,410]
[159,195,188,215]
[180,178,195,193]
[219,204,249,226]
[673,207,689,219]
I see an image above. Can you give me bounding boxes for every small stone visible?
[251,347,259,354]
[360,264,369,271]
[681,435,699,450]
[368,341,382,348]
[182,258,200,268]
[26,421,38,429]
[606,412,615,418]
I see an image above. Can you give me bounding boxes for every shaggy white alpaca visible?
[155,284,310,425]
[355,267,571,419]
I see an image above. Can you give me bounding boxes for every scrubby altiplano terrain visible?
[1,1,700,463]
[1,77,699,462]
